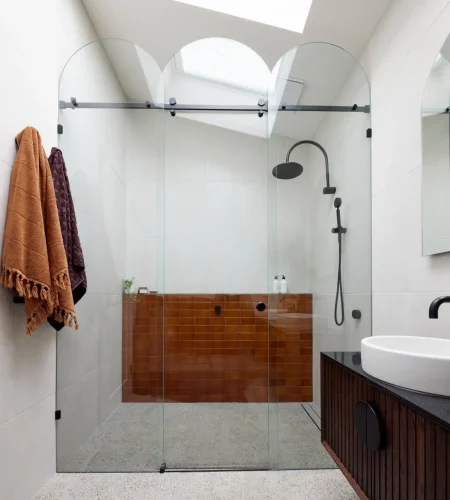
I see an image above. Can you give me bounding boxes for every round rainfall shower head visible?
[334,197,342,208]
[272,162,304,180]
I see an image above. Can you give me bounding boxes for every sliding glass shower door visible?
[161,38,273,470]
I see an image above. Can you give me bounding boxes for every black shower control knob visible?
[352,310,362,319]
[256,302,266,312]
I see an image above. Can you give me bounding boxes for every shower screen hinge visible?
[55,410,62,420]
[57,124,63,135]
[366,128,372,138]
[160,462,166,473]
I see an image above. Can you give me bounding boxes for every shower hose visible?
[334,230,345,326]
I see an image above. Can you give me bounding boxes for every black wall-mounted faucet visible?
[429,296,450,318]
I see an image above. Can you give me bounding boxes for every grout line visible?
[0,392,54,430]
[0,158,13,169]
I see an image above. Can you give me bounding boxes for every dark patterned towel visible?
[47,147,87,331]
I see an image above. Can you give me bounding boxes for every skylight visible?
[173,0,314,33]
[180,39,272,93]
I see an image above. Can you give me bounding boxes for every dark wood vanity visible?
[321,352,450,500]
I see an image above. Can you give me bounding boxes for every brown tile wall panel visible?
[122,294,163,403]
[122,293,312,403]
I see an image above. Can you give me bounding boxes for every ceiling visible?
[82,0,392,72]
[78,0,390,139]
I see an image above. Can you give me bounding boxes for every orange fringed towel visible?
[1,127,78,335]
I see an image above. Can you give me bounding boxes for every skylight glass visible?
[180,39,271,93]
[173,0,314,33]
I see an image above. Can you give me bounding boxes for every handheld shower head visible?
[334,197,342,209]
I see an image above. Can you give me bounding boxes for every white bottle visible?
[280,275,288,294]
[272,275,281,293]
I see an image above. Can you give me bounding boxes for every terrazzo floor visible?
[58,403,336,472]
[33,470,357,500]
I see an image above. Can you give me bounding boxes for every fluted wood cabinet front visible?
[321,354,450,500]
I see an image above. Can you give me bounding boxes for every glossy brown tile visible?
[122,293,312,403]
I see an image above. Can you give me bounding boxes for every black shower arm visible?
[286,140,333,191]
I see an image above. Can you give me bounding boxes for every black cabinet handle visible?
[256,302,266,312]
[214,305,221,314]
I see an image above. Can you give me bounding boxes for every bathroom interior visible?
[1,0,450,499]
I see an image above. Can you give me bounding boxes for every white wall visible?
[126,116,312,294]
[304,64,372,406]
[56,43,127,471]
[360,0,450,338]
[125,110,164,293]
[0,1,98,498]
[270,138,312,294]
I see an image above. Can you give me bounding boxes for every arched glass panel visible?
[268,42,371,469]
[161,38,272,470]
[57,39,165,473]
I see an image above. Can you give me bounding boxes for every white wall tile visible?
[127,118,306,294]
[126,238,158,292]
[99,294,123,367]
[0,395,55,500]
[373,292,450,338]
[164,237,212,293]
[127,181,158,239]
[56,294,101,391]
[56,370,99,469]
[99,350,122,424]
[0,289,56,426]
[165,181,208,239]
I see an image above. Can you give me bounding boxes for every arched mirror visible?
[422,35,450,256]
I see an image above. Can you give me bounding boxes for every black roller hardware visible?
[214,305,221,314]
[256,302,266,312]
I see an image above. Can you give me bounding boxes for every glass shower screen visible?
[161,38,273,470]
[55,38,371,473]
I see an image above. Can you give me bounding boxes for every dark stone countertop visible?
[322,351,450,431]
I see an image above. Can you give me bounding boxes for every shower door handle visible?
[256,302,266,312]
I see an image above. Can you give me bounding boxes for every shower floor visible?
[59,403,336,472]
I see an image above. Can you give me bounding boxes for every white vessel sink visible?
[361,336,450,397]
